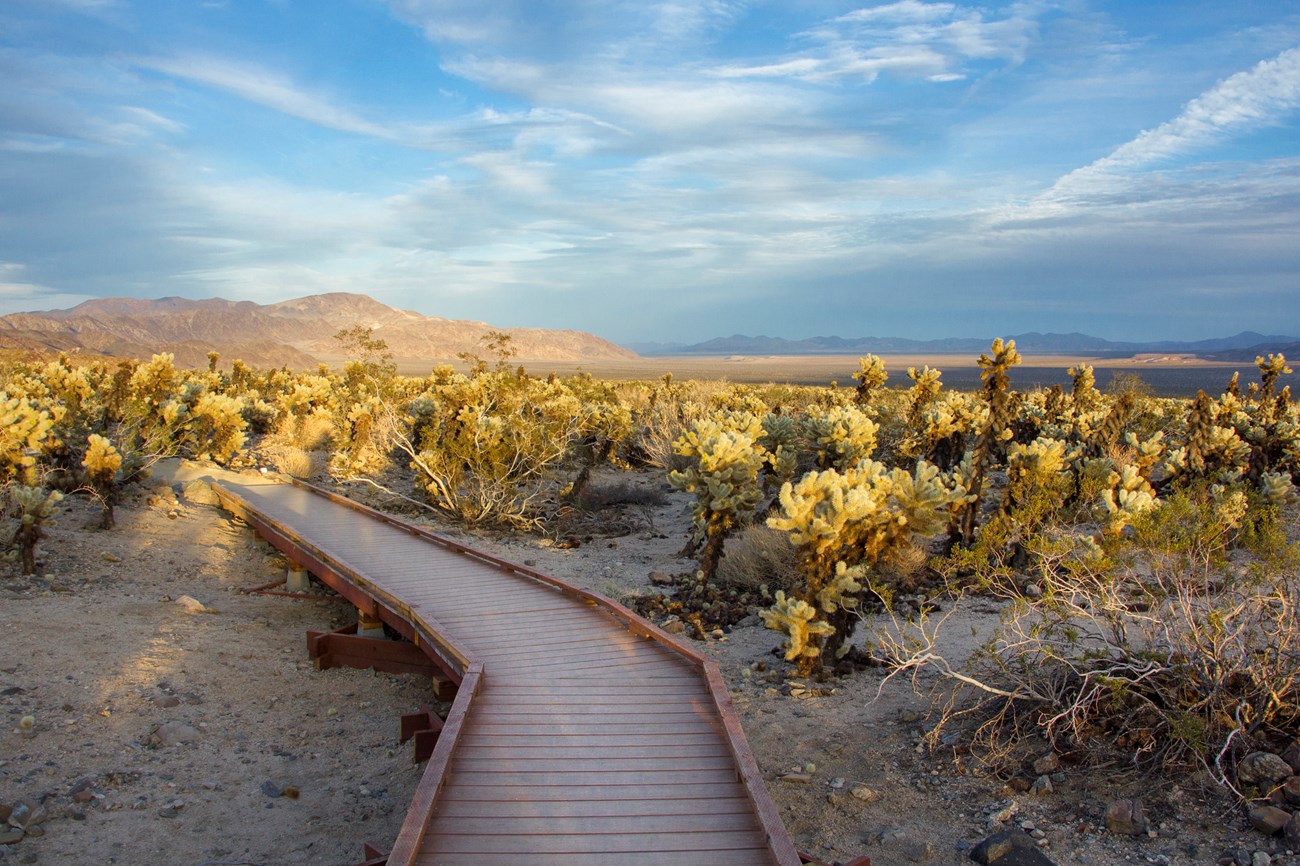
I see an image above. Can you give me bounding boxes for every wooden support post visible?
[286,565,311,592]
[357,608,386,639]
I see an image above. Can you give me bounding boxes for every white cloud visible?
[1050,46,1300,198]
[0,262,97,314]
[136,56,394,139]
[717,0,1041,84]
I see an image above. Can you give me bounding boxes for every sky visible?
[2,0,1299,347]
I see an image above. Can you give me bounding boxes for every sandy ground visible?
[1,467,1290,866]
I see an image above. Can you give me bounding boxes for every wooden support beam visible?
[306,624,459,698]
[399,706,445,763]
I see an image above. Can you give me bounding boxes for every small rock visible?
[969,827,1059,865]
[0,828,23,845]
[1007,775,1033,793]
[1239,752,1293,789]
[1031,753,1060,775]
[1282,776,1300,806]
[661,620,686,635]
[903,839,936,862]
[1249,805,1291,835]
[154,694,181,708]
[150,721,201,748]
[172,595,215,614]
[850,786,879,804]
[180,480,220,506]
[1254,852,1273,866]
[6,801,32,829]
[1280,741,1300,773]
[260,781,284,798]
[989,802,1019,825]
[648,571,674,586]
[1105,798,1147,836]
[780,773,813,784]
[1284,812,1300,847]
[101,552,122,563]
[1030,775,1054,795]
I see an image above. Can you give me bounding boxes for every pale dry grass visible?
[716,524,798,594]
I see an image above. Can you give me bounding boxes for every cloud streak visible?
[1051,45,1300,197]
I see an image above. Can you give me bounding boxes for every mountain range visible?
[0,293,635,369]
[630,331,1300,362]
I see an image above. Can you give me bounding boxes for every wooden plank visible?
[421,828,767,855]
[458,733,726,749]
[433,796,753,819]
[451,755,737,773]
[466,722,722,737]
[436,781,750,802]
[449,743,731,760]
[414,849,772,866]
[433,811,762,835]
[444,768,740,786]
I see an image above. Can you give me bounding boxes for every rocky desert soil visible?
[1,465,1295,866]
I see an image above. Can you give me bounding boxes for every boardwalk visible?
[208,473,801,866]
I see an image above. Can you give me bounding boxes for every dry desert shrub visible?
[716,524,797,595]
[264,445,321,479]
[287,410,335,452]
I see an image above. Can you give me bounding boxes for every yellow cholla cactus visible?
[760,591,836,663]
[764,460,970,673]
[1100,463,1159,535]
[669,415,767,583]
[82,434,122,483]
[0,394,57,484]
[802,406,878,470]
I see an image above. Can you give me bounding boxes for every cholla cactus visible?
[956,339,1021,544]
[82,434,123,528]
[759,413,799,490]
[1100,463,1159,536]
[905,366,943,424]
[1068,364,1100,415]
[851,355,888,405]
[669,416,766,584]
[765,460,969,674]
[802,406,878,471]
[760,592,836,665]
[1257,354,1292,406]
[7,485,62,574]
[189,392,247,464]
[0,395,57,484]
[1259,471,1297,507]
[329,396,390,478]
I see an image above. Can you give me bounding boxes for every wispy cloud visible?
[1050,45,1300,198]
[714,0,1042,83]
[135,56,394,139]
[0,262,96,311]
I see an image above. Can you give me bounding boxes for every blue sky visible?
[2,0,1298,345]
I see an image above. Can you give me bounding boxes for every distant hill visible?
[0,293,636,369]
[628,331,1300,360]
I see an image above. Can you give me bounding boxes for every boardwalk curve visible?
[207,472,801,866]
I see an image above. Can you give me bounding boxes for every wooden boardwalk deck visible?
[209,474,801,866]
